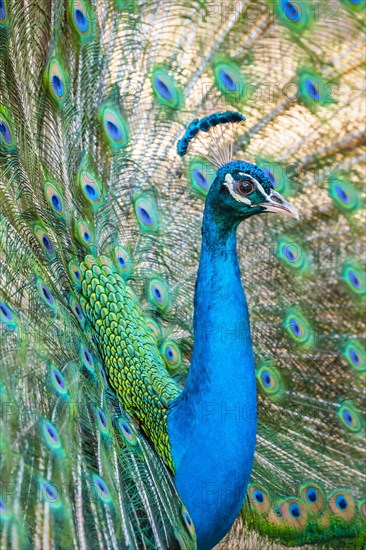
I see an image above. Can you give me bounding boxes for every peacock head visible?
[177,112,298,226]
[207,160,298,224]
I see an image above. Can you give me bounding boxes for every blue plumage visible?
[168,156,297,548]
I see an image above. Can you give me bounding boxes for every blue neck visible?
[168,203,257,550]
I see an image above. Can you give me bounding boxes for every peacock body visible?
[0,0,365,549]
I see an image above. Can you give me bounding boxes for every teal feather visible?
[0,0,365,548]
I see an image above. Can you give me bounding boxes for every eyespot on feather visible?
[134,195,159,233]
[0,0,7,26]
[256,363,285,399]
[152,67,182,109]
[337,401,363,433]
[277,237,309,272]
[99,103,130,149]
[78,165,103,208]
[0,301,17,329]
[35,278,57,312]
[50,365,68,396]
[68,259,82,287]
[147,277,170,310]
[68,0,95,42]
[70,295,85,324]
[212,57,245,102]
[41,420,62,452]
[118,418,137,445]
[299,482,325,513]
[329,177,362,213]
[76,220,95,248]
[189,158,215,196]
[39,479,62,510]
[92,474,112,503]
[248,484,271,514]
[97,408,109,435]
[113,245,133,278]
[341,260,365,296]
[33,223,55,259]
[145,316,162,341]
[328,490,356,521]
[274,1,313,32]
[342,340,365,372]
[284,307,314,347]
[0,107,15,149]
[278,498,308,529]
[181,505,196,539]
[45,54,69,104]
[80,345,94,372]
[297,69,336,109]
[161,340,182,371]
[44,181,65,216]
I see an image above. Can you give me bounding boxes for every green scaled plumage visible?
[0,0,365,548]
[77,255,180,469]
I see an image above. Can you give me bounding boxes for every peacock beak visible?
[258,189,299,220]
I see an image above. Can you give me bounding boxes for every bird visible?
[0,1,365,549]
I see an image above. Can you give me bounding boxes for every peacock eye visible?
[235,177,256,196]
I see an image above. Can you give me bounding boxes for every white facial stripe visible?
[224,173,252,205]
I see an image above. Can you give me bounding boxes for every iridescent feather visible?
[0,0,365,548]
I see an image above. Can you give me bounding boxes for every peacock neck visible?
[168,201,257,550]
[189,205,248,398]
[177,202,256,412]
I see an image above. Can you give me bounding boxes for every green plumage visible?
[0,0,365,548]
[79,255,179,470]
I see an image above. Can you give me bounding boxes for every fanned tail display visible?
[0,1,365,548]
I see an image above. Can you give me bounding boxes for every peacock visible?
[0,0,365,549]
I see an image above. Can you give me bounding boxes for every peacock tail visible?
[0,0,365,548]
